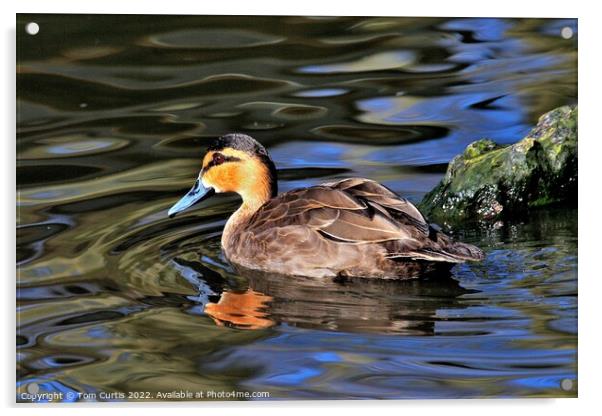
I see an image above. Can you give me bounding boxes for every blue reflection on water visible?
[312,351,342,363]
[439,18,512,41]
[266,367,322,386]
[511,375,575,390]
[294,88,349,98]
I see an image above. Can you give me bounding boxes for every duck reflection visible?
[205,289,274,330]
[172,257,475,335]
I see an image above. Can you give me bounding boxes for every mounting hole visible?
[25,22,40,36]
[560,378,574,391]
[561,26,573,40]
[26,382,39,395]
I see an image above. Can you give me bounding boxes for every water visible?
[16,15,577,401]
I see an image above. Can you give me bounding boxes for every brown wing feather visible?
[248,179,424,244]
[323,178,430,235]
[245,178,484,264]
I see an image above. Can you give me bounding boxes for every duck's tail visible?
[387,241,485,264]
[439,241,486,262]
[384,222,486,264]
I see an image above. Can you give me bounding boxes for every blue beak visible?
[168,179,215,218]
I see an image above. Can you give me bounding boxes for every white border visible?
[3,0,600,414]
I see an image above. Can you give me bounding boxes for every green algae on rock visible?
[419,105,577,224]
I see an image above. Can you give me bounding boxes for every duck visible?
[168,133,484,279]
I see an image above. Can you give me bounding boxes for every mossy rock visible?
[419,105,577,224]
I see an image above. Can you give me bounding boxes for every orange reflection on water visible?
[205,289,274,330]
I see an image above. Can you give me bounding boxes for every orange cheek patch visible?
[203,164,241,193]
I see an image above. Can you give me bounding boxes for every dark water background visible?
[16,15,577,401]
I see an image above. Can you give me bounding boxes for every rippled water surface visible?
[16,15,577,401]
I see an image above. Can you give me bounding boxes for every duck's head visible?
[168,133,277,217]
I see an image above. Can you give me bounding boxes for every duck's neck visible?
[221,165,277,251]
[222,198,266,248]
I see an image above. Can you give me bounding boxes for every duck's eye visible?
[213,153,225,165]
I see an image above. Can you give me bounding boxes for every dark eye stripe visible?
[202,154,242,173]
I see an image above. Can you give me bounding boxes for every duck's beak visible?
[168,179,215,218]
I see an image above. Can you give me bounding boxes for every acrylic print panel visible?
[16,14,577,402]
